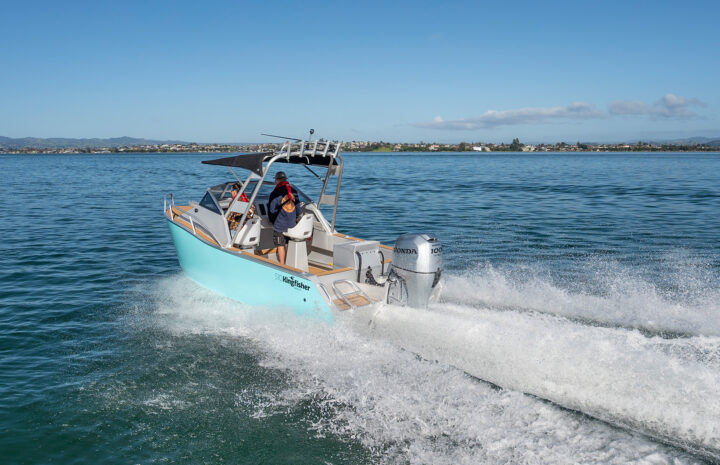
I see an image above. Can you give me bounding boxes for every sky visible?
[1,0,718,144]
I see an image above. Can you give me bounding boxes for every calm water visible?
[1,152,719,464]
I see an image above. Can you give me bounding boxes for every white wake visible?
[441,261,720,337]
[146,275,714,464]
[361,302,720,459]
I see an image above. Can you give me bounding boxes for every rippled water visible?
[1,152,719,464]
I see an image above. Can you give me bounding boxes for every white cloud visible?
[415,93,708,131]
[608,93,706,118]
[414,102,604,130]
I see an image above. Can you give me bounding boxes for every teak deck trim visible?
[333,292,373,310]
[239,250,304,273]
[307,262,334,274]
[315,266,354,276]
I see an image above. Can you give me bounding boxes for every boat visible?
[164,136,443,322]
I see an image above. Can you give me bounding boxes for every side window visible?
[200,191,221,215]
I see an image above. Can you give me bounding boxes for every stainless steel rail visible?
[331,279,371,309]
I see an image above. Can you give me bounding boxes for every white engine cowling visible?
[387,233,443,308]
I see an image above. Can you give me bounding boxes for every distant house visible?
[472,146,489,152]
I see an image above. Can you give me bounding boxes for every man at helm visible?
[268,171,300,265]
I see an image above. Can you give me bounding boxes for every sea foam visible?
[147,274,710,464]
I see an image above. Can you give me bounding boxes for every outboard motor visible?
[387,233,443,308]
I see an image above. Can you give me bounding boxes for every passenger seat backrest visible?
[302,203,332,233]
[228,200,251,215]
[233,217,261,248]
[283,214,314,241]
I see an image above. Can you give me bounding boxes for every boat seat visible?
[227,200,252,215]
[302,203,332,233]
[284,214,314,271]
[284,214,314,241]
[233,217,261,249]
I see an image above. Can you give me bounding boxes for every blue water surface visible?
[1,152,719,464]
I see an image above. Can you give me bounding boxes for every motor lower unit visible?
[387,233,443,308]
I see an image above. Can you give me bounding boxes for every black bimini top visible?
[202,151,339,176]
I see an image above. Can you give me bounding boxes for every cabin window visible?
[258,203,267,216]
[200,191,221,215]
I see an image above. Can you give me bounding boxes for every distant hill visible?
[0,136,191,149]
[578,136,720,147]
[653,136,720,146]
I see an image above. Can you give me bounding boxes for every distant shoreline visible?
[2,140,719,154]
[3,149,720,155]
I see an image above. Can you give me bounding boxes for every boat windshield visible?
[209,184,228,201]
[209,181,312,204]
[248,180,313,203]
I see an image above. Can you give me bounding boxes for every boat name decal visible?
[276,274,311,291]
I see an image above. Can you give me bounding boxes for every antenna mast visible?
[260,133,301,142]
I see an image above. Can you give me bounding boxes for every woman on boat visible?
[230,182,249,202]
[227,182,254,231]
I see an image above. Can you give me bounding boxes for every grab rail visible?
[318,283,332,302]
[188,217,222,245]
[163,193,175,215]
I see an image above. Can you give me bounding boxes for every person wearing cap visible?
[268,171,300,265]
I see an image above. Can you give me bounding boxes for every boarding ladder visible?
[331,279,373,310]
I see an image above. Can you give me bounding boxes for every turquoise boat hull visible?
[167,220,334,322]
